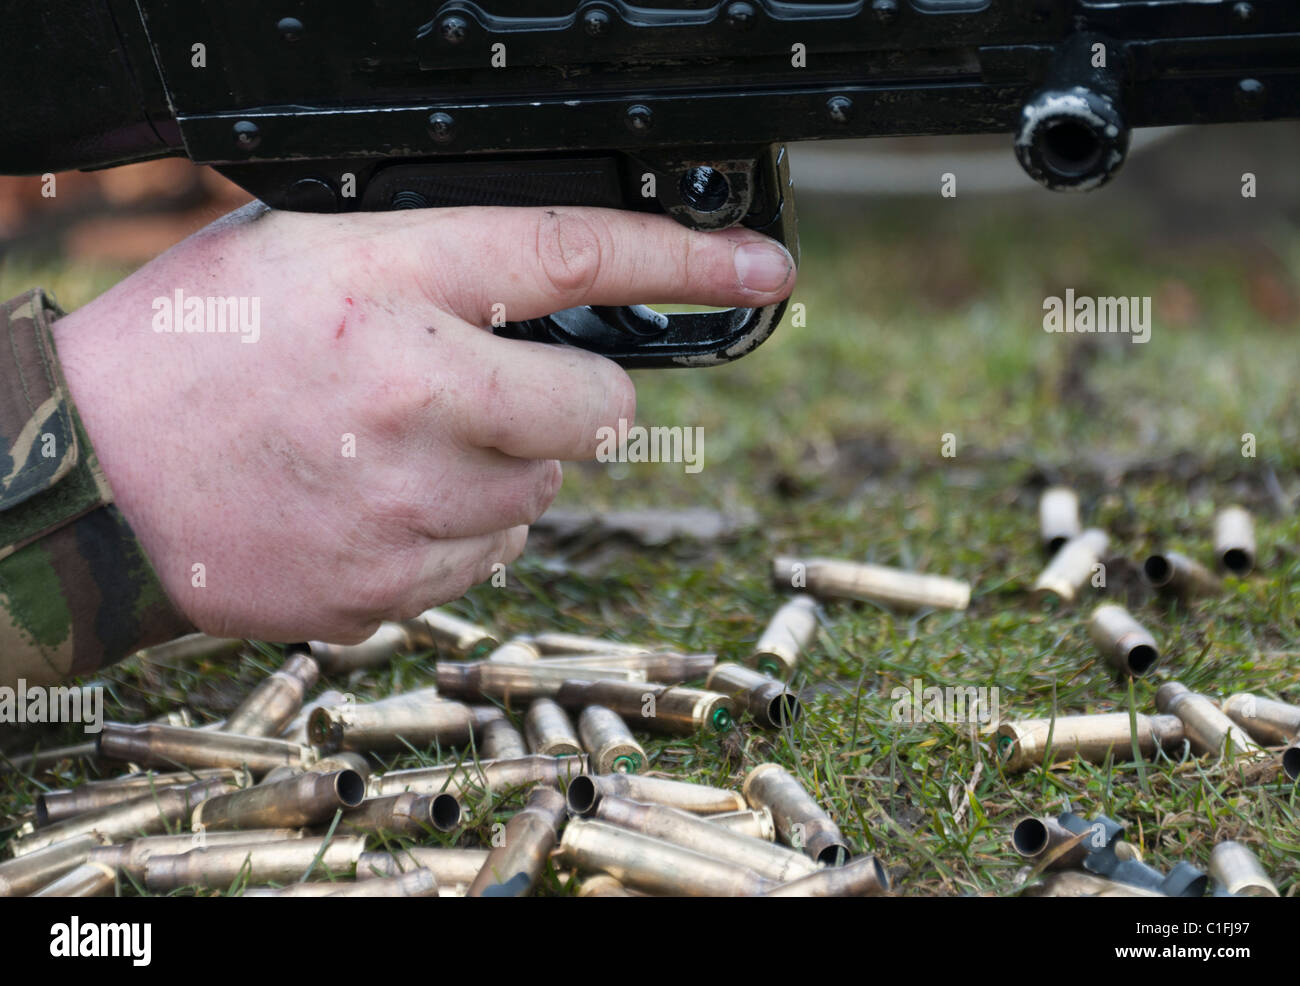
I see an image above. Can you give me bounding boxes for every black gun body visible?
[3,1,1297,365]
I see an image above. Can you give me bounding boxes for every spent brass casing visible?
[1039,486,1081,555]
[1209,841,1279,897]
[467,786,567,897]
[555,680,735,735]
[576,874,638,897]
[1155,682,1262,758]
[222,653,319,737]
[308,692,475,753]
[297,622,424,673]
[340,792,461,836]
[486,638,543,664]
[10,777,232,857]
[531,632,654,656]
[559,819,775,896]
[36,768,245,826]
[762,854,890,897]
[589,795,818,883]
[578,705,647,774]
[436,661,645,706]
[135,633,245,665]
[478,714,529,760]
[1029,871,1167,897]
[358,847,490,888]
[371,754,589,799]
[242,870,439,897]
[996,713,1185,772]
[92,829,304,879]
[772,556,970,611]
[743,764,849,866]
[750,595,819,676]
[1087,604,1161,677]
[533,652,716,684]
[1213,505,1256,575]
[706,808,776,842]
[144,835,366,891]
[325,869,438,897]
[407,606,499,659]
[705,662,802,728]
[280,689,348,745]
[29,861,117,898]
[1011,816,1090,870]
[309,752,372,782]
[567,773,747,816]
[1222,692,1300,746]
[0,834,106,897]
[0,708,195,776]
[523,698,583,757]
[1143,551,1221,601]
[97,722,315,773]
[193,770,365,831]
[1031,528,1109,603]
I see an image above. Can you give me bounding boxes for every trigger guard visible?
[499,301,786,369]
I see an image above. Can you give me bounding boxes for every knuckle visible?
[535,211,605,298]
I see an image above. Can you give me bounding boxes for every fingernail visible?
[734,241,793,293]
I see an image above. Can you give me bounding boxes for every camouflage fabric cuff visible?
[0,289,192,685]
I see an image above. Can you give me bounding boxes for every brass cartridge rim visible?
[1142,554,1175,587]
[1222,547,1252,574]
[755,655,785,676]
[710,706,733,731]
[333,770,367,807]
[765,693,802,728]
[430,793,463,832]
[566,775,600,815]
[1283,746,1300,782]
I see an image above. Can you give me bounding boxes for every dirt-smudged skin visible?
[567,773,746,816]
[705,662,802,728]
[1086,603,1161,677]
[772,556,970,611]
[742,763,849,866]
[221,652,319,737]
[555,680,735,735]
[467,785,567,897]
[559,819,776,896]
[523,698,583,756]
[97,721,317,773]
[578,705,646,773]
[588,795,818,882]
[995,712,1185,772]
[749,595,819,676]
[144,836,368,891]
[192,770,365,830]
[10,776,232,857]
[1155,681,1262,757]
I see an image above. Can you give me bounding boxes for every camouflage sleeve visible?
[0,289,192,688]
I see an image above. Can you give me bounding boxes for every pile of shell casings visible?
[1,604,887,898]
[1000,494,1297,779]
[1012,811,1280,898]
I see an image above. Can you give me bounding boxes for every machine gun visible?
[3,1,1297,366]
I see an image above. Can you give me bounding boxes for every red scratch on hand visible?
[336,296,354,340]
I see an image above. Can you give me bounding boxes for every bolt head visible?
[725,2,756,30]
[583,9,611,37]
[233,120,261,150]
[427,111,456,142]
[625,104,653,133]
[440,15,469,44]
[276,17,304,42]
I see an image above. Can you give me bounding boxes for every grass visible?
[1,182,1297,896]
